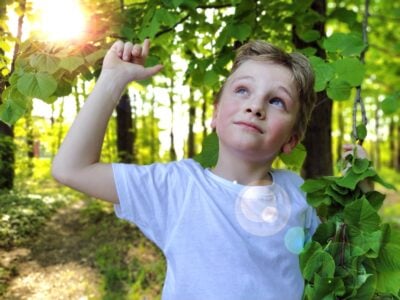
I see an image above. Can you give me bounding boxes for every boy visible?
[52,39,320,299]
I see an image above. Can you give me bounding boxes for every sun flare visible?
[33,0,86,41]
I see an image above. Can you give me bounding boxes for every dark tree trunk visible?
[336,102,344,163]
[116,93,134,163]
[396,120,400,172]
[293,0,333,178]
[169,79,177,161]
[0,1,25,190]
[0,123,15,190]
[389,117,395,169]
[187,88,196,158]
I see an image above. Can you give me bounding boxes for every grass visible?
[0,179,165,299]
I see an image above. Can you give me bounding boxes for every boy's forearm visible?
[52,73,125,176]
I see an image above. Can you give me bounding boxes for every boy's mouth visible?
[234,121,264,134]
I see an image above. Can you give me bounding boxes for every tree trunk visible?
[293,0,333,178]
[396,120,400,172]
[336,102,344,163]
[187,87,196,158]
[116,93,134,163]
[169,79,177,161]
[389,117,395,169]
[0,123,15,190]
[25,102,34,176]
[0,1,26,190]
[374,100,381,170]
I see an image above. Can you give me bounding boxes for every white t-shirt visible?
[113,159,320,300]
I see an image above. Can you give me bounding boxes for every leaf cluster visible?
[300,157,400,299]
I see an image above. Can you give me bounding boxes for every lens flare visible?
[33,0,86,41]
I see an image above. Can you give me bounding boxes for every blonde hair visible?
[216,40,316,141]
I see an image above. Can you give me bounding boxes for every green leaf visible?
[365,191,385,211]
[381,94,399,115]
[352,158,370,174]
[85,49,107,65]
[348,226,382,257]
[344,199,381,232]
[194,132,219,168]
[231,23,252,41]
[323,32,366,56]
[16,72,57,100]
[312,274,346,299]
[312,220,336,245]
[0,87,29,125]
[278,143,306,171]
[29,53,60,74]
[301,178,329,193]
[296,29,321,42]
[59,56,85,73]
[303,248,336,280]
[154,8,180,27]
[203,70,219,87]
[327,79,352,100]
[332,57,365,87]
[335,168,376,190]
[355,124,367,140]
[309,56,334,92]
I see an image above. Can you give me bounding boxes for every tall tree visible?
[292,0,333,178]
[0,0,26,190]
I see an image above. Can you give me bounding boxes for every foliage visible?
[79,200,165,299]
[0,191,66,248]
[300,153,400,299]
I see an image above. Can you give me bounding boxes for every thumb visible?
[136,64,164,80]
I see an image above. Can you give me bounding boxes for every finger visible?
[122,42,134,61]
[132,44,143,57]
[141,38,150,58]
[110,40,124,57]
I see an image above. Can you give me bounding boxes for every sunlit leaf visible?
[17,72,57,100]
[29,53,60,74]
[59,56,85,73]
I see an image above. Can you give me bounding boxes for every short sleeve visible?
[304,207,320,242]
[112,162,182,248]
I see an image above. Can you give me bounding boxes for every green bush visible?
[0,191,65,248]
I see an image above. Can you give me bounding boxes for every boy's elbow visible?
[51,159,74,186]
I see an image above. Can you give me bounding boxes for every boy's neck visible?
[211,156,273,186]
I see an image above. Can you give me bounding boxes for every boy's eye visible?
[235,87,249,95]
[269,97,286,109]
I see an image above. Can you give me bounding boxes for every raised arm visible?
[52,39,163,203]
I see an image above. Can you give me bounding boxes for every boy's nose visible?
[245,100,266,119]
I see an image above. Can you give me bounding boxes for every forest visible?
[0,0,399,299]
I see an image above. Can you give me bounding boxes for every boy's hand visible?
[341,143,373,192]
[101,39,163,86]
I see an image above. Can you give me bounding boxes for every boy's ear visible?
[282,134,299,154]
[211,103,219,129]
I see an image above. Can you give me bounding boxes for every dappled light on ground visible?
[4,260,101,299]
[1,198,164,299]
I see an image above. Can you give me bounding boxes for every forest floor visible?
[0,187,399,300]
[0,198,165,300]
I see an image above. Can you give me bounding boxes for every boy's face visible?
[211,60,300,164]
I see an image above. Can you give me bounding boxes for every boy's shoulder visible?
[272,168,304,184]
